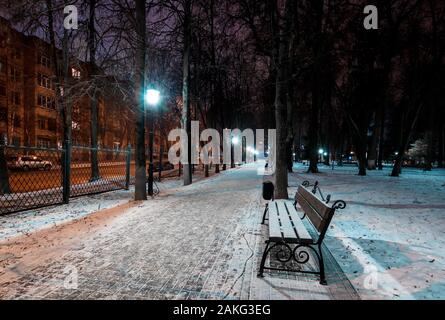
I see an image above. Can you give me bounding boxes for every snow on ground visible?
[0,161,444,300]
[290,163,445,300]
[0,163,356,300]
[0,172,184,242]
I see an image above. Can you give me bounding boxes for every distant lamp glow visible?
[395,152,399,156]
[145,89,161,106]
[323,152,328,156]
[232,137,240,145]
[318,149,324,155]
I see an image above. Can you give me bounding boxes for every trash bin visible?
[262,181,274,201]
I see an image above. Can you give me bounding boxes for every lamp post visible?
[318,148,324,163]
[231,136,239,168]
[145,88,161,196]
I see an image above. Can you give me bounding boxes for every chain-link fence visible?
[70,146,131,197]
[0,144,132,215]
[0,145,65,215]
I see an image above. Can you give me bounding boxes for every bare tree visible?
[134,0,147,200]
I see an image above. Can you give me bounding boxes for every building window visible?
[0,107,7,122]
[71,67,81,79]
[37,73,53,89]
[38,53,51,68]
[0,59,6,74]
[9,66,21,82]
[11,48,21,60]
[12,136,20,147]
[37,94,56,110]
[48,118,57,132]
[37,117,56,132]
[13,117,21,128]
[37,137,54,149]
[37,117,46,130]
[10,91,20,105]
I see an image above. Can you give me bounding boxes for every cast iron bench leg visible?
[257,240,271,277]
[318,244,327,285]
[261,203,269,225]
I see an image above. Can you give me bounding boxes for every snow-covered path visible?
[290,164,445,300]
[0,163,356,300]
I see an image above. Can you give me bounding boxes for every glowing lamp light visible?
[232,137,240,145]
[145,89,161,106]
[318,149,324,155]
[324,152,328,156]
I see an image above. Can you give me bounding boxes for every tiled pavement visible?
[0,163,358,300]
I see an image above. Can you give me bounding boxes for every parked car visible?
[7,155,53,171]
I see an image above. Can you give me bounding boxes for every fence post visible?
[62,140,72,203]
[125,145,131,190]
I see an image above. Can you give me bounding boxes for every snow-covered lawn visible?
[290,163,445,300]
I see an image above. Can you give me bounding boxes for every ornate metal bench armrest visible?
[331,200,347,210]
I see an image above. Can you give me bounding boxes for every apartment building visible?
[0,17,138,150]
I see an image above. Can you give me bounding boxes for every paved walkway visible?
[0,163,358,300]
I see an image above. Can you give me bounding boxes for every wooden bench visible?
[258,181,346,285]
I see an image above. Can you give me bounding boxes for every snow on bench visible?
[258,181,346,285]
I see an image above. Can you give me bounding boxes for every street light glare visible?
[232,137,240,145]
[145,89,161,106]
[318,149,324,155]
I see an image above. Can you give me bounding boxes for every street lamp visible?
[145,89,161,106]
[145,88,161,196]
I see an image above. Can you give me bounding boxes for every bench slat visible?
[276,201,299,241]
[296,192,326,232]
[267,200,313,244]
[268,202,283,241]
[285,202,313,244]
[297,186,331,219]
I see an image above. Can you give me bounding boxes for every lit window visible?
[71,68,81,79]
[72,121,80,130]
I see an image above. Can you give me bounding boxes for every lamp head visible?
[145,89,161,106]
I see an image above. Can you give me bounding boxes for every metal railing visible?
[0,144,132,215]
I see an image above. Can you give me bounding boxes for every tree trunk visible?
[307,89,320,173]
[89,0,100,181]
[438,125,444,168]
[367,111,379,170]
[182,0,192,186]
[391,103,424,177]
[134,0,147,200]
[273,0,292,200]
[377,104,385,170]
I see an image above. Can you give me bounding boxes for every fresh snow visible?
[0,162,444,300]
[290,163,445,300]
